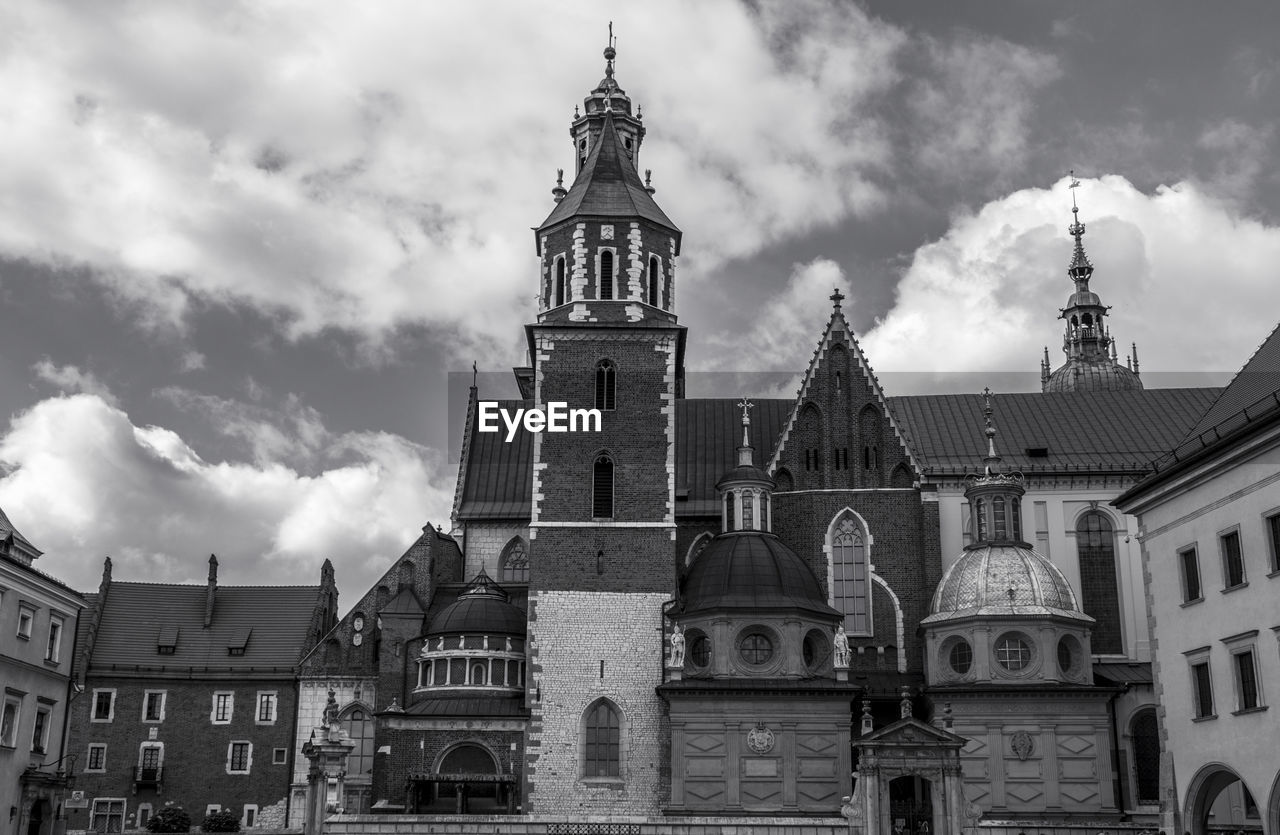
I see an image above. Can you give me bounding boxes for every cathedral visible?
[288,37,1220,831]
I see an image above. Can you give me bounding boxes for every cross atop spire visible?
[981,387,1001,474]
[737,397,754,465]
[830,288,845,310]
[1067,171,1092,276]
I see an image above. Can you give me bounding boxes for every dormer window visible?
[156,626,178,656]
[227,628,251,657]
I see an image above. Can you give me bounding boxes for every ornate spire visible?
[737,397,754,466]
[981,387,1001,475]
[1067,171,1093,281]
[965,388,1027,546]
[830,288,845,311]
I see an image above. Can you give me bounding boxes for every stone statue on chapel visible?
[669,622,685,668]
[834,624,851,668]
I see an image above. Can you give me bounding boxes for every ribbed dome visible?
[1044,359,1143,392]
[1065,290,1103,308]
[924,544,1090,624]
[682,532,838,618]
[428,571,527,636]
[715,463,772,489]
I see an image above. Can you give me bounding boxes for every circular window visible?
[739,632,774,666]
[689,633,711,668]
[995,635,1032,671]
[949,640,973,674]
[803,629,830,668]
[1058,636,1078,675]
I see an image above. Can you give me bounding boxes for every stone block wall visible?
[525,590,669,816]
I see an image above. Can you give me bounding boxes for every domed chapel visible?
[285,33,1220,831]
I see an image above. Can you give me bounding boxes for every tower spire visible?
[1067,171,1093,281]
[737,397,754,466]
[981,387,1001,476]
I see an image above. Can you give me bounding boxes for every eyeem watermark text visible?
[478,401,602,442]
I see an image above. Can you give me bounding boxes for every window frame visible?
[31,704,51,754]
[597,247,616,301]
[1221,630,1266,714]
[45,614,64,663]
[1179,544,1203,604]
[16,603,36,640]
[255,691,277,725]
[227,740,253,775]
[1184,646,1216,721]
[272,747,288,765]
[1,694,21,748]
[594,359,616,411]
[142,690,167,723]
[86,743,108,772]
[581,699,622,781]
[91,688,116,723]
[499,537,529,584]
[828,512,873,637]
[591,453,614,519]
[211,691,234,725]
[90,798,126,834]
[1264,508,1280,576]
[1219,526,1247,591]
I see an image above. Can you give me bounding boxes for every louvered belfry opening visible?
[599,250,614,300]
[592,454,614,518]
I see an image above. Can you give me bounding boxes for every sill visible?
[43,659,61,668]
[16,634,31,642]
[1221,582,1249,594]
[1231,705,1269,716]
[580,777,624,787]
[1267,569,1280,579]
[1192,714,1218,723]
[1180,598,1204,608]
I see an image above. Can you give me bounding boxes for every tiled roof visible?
[89,582,319,673]
[401,696,528,718]
[1092,661,1154,685]
[889,388,1219,475]
[0,504,42,558]
[537,110,679,241]
[456,399,534,520]
[1160,322,1280,466]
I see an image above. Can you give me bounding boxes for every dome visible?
[923,544,1091,625]
[1044,359,1143,392]
[714,463,773,490]
[427,571,526,636]
[682,531,838,618]
[1065,290,1103,308]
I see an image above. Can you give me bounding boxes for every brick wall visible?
[373,726,523,807]
[66,676,297,832]
[525,591,669,816]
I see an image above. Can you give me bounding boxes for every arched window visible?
[595,360,615,411]
[975,498,987,541]
[774,468,794,492]
[592,454,614,518]
[499,538,529,583]
[1077,511,1122,654]
[1132,709,1160,806]
[724,493,734,531]
[583,700,621,778]
[831,515,870,635]
[599,250,614,300]
[741,492,754,530]
[340,705,375,779]
[554,257,566,307]
[438,743,498,777]
[470,662,487,686]
[993,496,1007,540]
[648,256,659,306]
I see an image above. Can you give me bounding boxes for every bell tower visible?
[521,31,684,815]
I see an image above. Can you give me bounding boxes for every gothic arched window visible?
[583,699,621,778]
[724,493,734,531]
[595,360,615,411]
[1077,511,1122,654]
[1132,709,1159,805]
[592,454,614,519]
[499,538,529,583]
[599,250,614,300]
[831,516,871,635]
[648,256,660,306]
[554,256,566,307]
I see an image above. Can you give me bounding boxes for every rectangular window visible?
[204,806,221,820]
[1221,529,1246,588]
[92,689,115,722]
[142,691,166,723]
[86,743,107,772]
[1180,547,1202,602]
[31,706,50,754]
[256,692,277,724]
[46,617,63,663]
[1234,650,1261,711]
[1267,512,1280,574]
[227,741,252,774]
[241,806,258,829]
[137,805,153,830]
[90,799,126,834]
[212,692,233,724]
[272,747,287,765]
[1192,661,1215,719]
[17,605,35,639]
[0,696,20,747]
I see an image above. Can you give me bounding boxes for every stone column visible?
[302,724,356,835]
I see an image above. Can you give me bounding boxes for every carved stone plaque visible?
[743,758,779,777]
[1011,730,1035,761]
[746,724,776,755]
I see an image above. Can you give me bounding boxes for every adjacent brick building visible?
[66,555,335,832]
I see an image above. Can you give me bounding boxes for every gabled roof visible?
[88,582,320,673]
[456,399,534,520]
[890,388,1219,475]
[855,715,966,748]
[0,504,42,560]
[537,110,680,244]
[767,301,920,476]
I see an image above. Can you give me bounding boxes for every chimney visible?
[204,554,218,628]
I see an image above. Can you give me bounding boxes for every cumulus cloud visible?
[0,393,453,600]
[32,359,118,405]
[863,175,1280,377]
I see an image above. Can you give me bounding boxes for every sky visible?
[2,1,1278,604]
